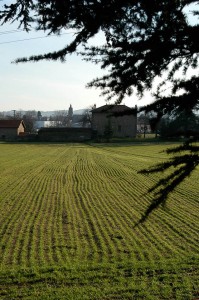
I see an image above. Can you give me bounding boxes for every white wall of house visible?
[34,121,57,130]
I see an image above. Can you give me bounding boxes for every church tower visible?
[68,104,73,119]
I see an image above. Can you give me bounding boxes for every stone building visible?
[91,105,137,138]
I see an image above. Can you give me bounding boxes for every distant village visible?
[0,105,91,132]
[0,104,145,142]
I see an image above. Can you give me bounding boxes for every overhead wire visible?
[0,31,75,45]
[0,29,24,35]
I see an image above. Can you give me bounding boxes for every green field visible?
[0,142,198,299]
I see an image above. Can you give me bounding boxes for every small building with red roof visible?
[0,120,26,140]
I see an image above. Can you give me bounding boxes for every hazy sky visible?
[1,22,146,112]
[0,3,197,112]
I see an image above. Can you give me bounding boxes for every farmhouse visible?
[0,120,26,140]
[91,104,137,138]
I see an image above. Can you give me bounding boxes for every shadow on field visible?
[135,141,199,225]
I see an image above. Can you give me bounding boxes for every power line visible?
[0,32,75,45]
[0,29,24,35]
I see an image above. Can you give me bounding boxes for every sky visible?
[1,22,146,113]
[0,3,198,113]
[0,25,106,112]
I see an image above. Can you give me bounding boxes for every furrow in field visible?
[67,149,159,264]
[10,175,53,267]
[87,148,197,262]
[60,150,93,264]
[46,148,94,265]
[0,176,38,267]
[0,141,198,297]
[70,168,102,261]
[86,151,162,262]
[30,146,79,266]
[27,177,56,267]
[63,150,120,263]
[31,150,77,267]
[79,149,137,262]
[0,146,73,268]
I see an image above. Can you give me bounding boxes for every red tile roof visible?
[0,120,26,128]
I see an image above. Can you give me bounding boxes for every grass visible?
[0,142,198,299]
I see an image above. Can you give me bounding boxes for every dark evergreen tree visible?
[1,0,198,220]
[23,110,37,132]
[1,1,198,105]
[159,111,199,138]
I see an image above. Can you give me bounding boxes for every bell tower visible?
[68,104,73,119]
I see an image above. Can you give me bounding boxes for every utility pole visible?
[143,112,146,138]
[12,110,16,118]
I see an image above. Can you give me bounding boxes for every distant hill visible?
[41,109,87,116]
[1,109,87,117]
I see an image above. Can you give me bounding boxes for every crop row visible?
[0,143,198,298]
